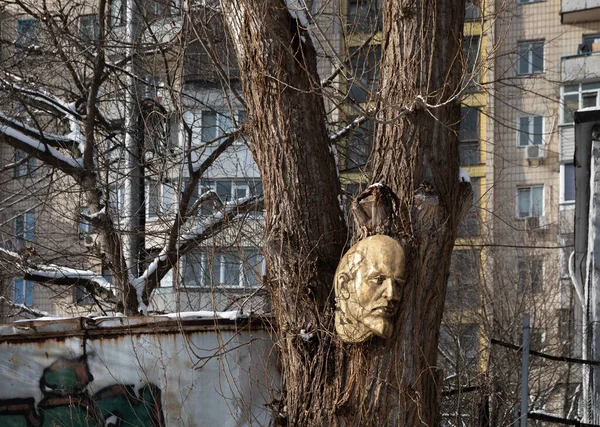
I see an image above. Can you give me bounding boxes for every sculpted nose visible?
[383,278,400,302]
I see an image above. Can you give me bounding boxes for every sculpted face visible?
[335,235,406,343]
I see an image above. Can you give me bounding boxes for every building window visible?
[347,45,381,104]
[446,250,481,309]
[346,119,374,170]
[517,185,543,218]
[439,324,479,372]
[518,0,544,4]
[517,41,544,75]
[14,279,34,306]
[201,110,244,143]
[183,249,264,288]
[518,258,543,293]
[562,82,600,124]
[561,163,575,203]
[80,15,99,41]
[465,0,481,21]
[558,308,574,345]
[347,0,382,33]
[17,19,38,47]
[75,285,94,305]
[142,0,179,20]
[517,115,544,146]
[13,150,35,178]
[578,34,600,54]
[15,212,35,242]
[530,328,546,349]
[79,208,90,235]
[109,0,124,27]
[108,185,125,218]
[463,36,481,87]
[200,179,262,205]
[459,107,480,165]
[458,177,481,237]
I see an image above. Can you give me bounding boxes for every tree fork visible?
[221,0,469,425]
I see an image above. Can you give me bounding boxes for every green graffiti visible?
[0,356,164,427]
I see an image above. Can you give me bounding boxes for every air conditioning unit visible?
[526,216,547,232]
[526,144,545,161]
[83,234,96,248]
[526,216,539,230]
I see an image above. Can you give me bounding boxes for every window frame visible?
[79,14,99,41]
[516,115,544,147]
[346,118,374,170]
[517,40,544,75]
[518,257,544,293]
[15,211,35,242]
[14,278,34,306]
[516,185,544,218]
[459,107,480,166]
[561,82,600,124]
[13,149,35,178]
[200,110,245,144]
[560,163,575,204]
[464,0,482,21]
[183,248,265,288]
[79,208,90,236]
[347,45,381,104]
[16,18,38,48]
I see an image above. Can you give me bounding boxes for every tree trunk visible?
[220,0,468,425]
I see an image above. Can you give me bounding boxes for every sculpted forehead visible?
[340,235,405,276]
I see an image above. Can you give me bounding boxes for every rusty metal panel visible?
[0,316,279,426]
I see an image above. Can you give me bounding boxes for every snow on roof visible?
[161,311,248,320]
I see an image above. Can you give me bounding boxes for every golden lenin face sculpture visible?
[334,235,406,343]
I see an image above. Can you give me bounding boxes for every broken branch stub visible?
[350,184,400,241]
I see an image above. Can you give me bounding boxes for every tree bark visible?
[221,0,468,425]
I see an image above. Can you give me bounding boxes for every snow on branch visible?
[0,120,85,176]
[329,115,368,143]
[0,113,79,150]
[134,194,265,314]
[0,246,116,303]
[0,75,81,120]
[0,296,53,319]
[180,194,264,247]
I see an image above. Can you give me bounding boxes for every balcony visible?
[561,52,600,83]
[562,0,600,24]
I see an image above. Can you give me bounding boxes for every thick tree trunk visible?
[221,0,468,425]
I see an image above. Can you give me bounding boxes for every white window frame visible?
[517,40,544,75]
[516,115,544,147]
[517,0,544,4]
[560,163,576,205]
[516,185,544,218]
[561,82,600,124]
[183,249,265,288]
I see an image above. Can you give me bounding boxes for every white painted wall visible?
[0,316,278,426]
